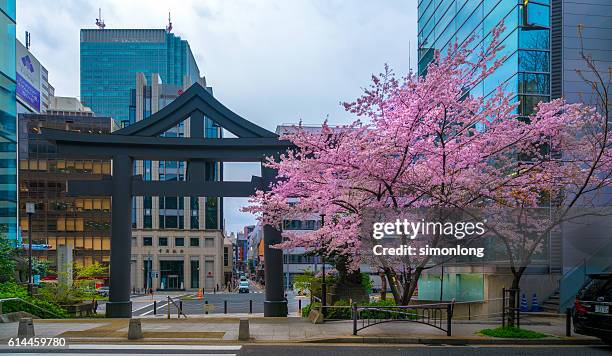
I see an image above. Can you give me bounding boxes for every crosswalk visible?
[1,344,242,355]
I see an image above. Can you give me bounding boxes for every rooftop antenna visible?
[95,8,106,29]
[166,11,173,33]
[25,31,31,50]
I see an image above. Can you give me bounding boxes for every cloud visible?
[16,0,417,234]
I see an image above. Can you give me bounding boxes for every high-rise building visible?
[418,0,551,116]
[18,108,116,272]
[0,0,17,240]
[80,29,200,124]
[128,72,227,292]
[16,39,55,114]
[417,0,612,311]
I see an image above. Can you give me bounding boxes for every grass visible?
[478,326,549,339]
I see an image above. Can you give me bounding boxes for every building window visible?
[159,237,168,246]
[175,237,184,247]
[190,237,199,247]
[190,260,199,289]
[143,237,153,246]
[204,238,214,248]
[205,197,218,229]
[224,247,229,267]
[190,197,199,229]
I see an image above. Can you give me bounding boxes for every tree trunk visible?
[380,272,387,301]
[507,267,525,327]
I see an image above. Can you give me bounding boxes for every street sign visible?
[26,203,35,214]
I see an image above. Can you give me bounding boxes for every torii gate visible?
[41,83,292,318]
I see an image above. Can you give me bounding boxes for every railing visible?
[559,240,612,311]
[167,296,187,319]
[352,300,455,336]
[0,297,64,319]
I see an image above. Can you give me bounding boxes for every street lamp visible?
[320,213,326,308]
[26,203,35,296]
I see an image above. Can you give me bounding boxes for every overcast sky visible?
[16,0,417,235]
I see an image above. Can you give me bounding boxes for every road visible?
[1,344,611,355]
[130,280,309,316]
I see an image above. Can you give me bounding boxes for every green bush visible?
[326,299,352,319]
[0,282,67,318]
[478,326,549,339]
[301,301,320,318]
[360,273,373,294]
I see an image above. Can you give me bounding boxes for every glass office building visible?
[0,0,17,240]
[19,113,115,269]
[418,0,551,116]
[80,29,200,124]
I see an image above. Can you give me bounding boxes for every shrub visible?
[478,326,549,339]
[0,282,67,318]
[301,301,320,318]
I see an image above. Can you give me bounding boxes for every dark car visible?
[573,273,612,345]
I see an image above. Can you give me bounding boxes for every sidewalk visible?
[0,315,602,345]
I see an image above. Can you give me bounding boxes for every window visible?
[204,238,214,248]
[175,237,184,247]
[143,237,153,246]
[519,73,550,94]
[519,50,549,72]
[159,237,168,246]
[205,197,218,229]
[224,247,229,267]
[190,237,199,247]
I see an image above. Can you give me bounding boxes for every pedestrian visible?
[92,298,98,315]
[149,287,154,298]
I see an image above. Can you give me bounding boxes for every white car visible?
[238,281,249,293]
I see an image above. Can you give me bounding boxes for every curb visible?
[302,336,605,346]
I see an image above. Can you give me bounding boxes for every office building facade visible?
[80,29,200,124]
[0,0,17,240]
[18,111,115,271]
[417,0,611,310]
[418,0,551,116]
[128,72,227,292]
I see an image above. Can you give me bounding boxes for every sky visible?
[16,0,418,235]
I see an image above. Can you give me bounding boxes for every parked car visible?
[96,286,110,297]
[238,281,250,293]
[573,272,612,345]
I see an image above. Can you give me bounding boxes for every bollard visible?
[249,299,252,314]
[153,300,157,316]
[238,318,250,341]
[566,308,572,337]
[128,318,143,340]
[205,300,209,315]
[167,296,170,319]
[179,301,183,318]
[224,300,228,314]
[17,318,35,338]
[446,303,452,336]
[352,303,357,335]
[298,299,302,314]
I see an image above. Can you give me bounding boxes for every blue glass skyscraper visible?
[417,0,551,116]
[0,0,17,239]
[80,29,200,123]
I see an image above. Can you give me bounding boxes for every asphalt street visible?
[131,280,308,316]
[1,344,611,355]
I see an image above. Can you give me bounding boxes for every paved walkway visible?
[0,315,600,344]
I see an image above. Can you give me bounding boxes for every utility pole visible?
[26,203,35,296]
[320,214,326,308]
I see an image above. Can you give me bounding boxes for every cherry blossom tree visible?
[245,24,611,306]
